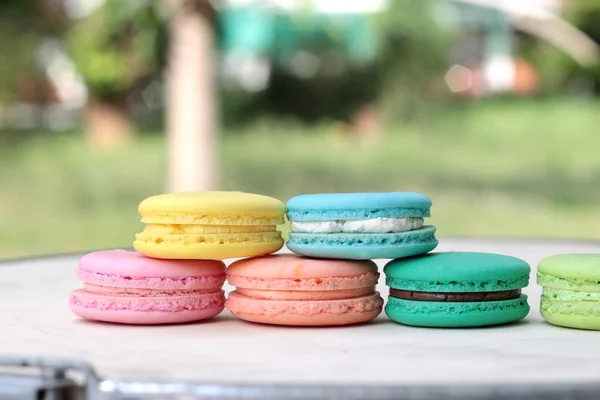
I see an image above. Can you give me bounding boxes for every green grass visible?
[1,98,599,259]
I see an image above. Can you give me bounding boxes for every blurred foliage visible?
[2,99,600,258]
[220,0,451,127]
[519,0,600,96]
[66,0,167,101]
[0,0,66,102]
[563,0,600,94]
[371,0,451,123]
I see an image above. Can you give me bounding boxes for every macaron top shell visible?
[226,255,379,291]
[79,250,226,278]
[286,192,432,221]
[139,191,285,224]
[538,254,600,280]
[384,252,530,292]
[227,254,377,278]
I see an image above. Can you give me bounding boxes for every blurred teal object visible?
[219,5,377,65]
[220,8,276,55]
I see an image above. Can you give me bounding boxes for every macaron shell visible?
[226,254,378,278]
[139,191,285,225]
[69,289,225,325]
[70,304,224,325]
[286,192,432,221]
[540,291,600,331]
[540,309,600,331]
[133,237,284,260]
[230,308,383,326]
[384,251,531,288]
[79,249,226,278]
[225,291,383,326]
[537,253,600,280]
[226,255,379,291]
[287,227,438,260]
[385,295,530,328]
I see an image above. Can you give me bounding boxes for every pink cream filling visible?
[77,269,226,290]
[226,272,378,291]
[236,287,375,300]
[225,291,383,316]
[69,289,225,312]
[83,283,218,296]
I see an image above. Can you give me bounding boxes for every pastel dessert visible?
[286,192,438,260]
[537,253,600,331]
[384,252,530,327]
[134,191,285,260]
[69,249,226,324]
[225,254,384,326]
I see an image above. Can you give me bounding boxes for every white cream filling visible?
[290,217,424,233]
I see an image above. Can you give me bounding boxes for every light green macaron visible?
[537,254,600,331]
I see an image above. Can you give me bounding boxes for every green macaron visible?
[537,254,600,331]
[384,252,531,328]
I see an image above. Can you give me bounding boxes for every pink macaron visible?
[69,249,226,324]
[225,254,384,326]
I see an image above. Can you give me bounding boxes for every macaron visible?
[384,252,531,327]
[134,191,285,260]
[537,254,600,331]
[285,192,438,260]
[69,249,226,324]
[225,254,384,326]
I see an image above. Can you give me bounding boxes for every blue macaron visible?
[285,192,438,260]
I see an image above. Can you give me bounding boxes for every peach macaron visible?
[225,254,384,326]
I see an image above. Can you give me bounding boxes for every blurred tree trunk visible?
[85,99,132,149]
[165,0,218,192]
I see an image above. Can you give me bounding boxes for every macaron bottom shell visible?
[70,303,225,325]
[540,309,600,331]
[70,289,226,325]
[226,291,383,326]
[385,295,530,328]
[287,227,438,260]
[133,238,284,260]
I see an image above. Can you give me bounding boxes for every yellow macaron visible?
[134,191,285,260]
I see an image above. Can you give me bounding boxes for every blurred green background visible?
[1,0,600,259]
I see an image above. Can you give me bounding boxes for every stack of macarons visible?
[69,189,593,331]
[226,192,440,326]
[70,191,288,325]
[282,192,533,328]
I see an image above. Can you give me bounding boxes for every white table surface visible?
[1,238,599,386]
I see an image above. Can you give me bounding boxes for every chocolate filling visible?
[389,288,521,302]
